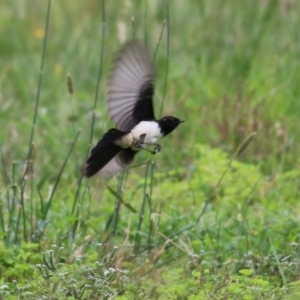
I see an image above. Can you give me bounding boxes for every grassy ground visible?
[1,0,300,299]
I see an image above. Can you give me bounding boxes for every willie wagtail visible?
[84,40,184,177]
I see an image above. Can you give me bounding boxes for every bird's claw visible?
[134,135,161,154]
[156,144,161,152]
[151,144,161,154]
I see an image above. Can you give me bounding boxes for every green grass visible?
[1,0,300,299]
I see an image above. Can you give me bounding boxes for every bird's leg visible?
[139,134,162,154]
[134,134,161,154]
[133,134,153,154]
[153,144,161,153]
[148,144,161,154]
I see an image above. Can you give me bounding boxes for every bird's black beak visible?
[179,120,185,123]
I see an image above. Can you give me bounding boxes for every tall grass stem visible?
[43,130,81,220]
[89,0,106,144]
[159,2,169,118]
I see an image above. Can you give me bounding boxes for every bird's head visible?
[158,116,184,136]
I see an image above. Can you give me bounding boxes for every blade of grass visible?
[134,162,150,254]
[0,198,5,240]
[83,2,106,240]
[72,208,81,242]
[153,201,163,247]
[12,162,23,243]
[153,20,166,63]
[104,212,114,234]
[71,175,84,215]
[15,206,21,244]
[30,164,34,242]
[140,223,195,255]
[196,132,256,224]
[72,181,92,240]
[43,130,81,220]
[37,174,48,217]
[0,148,10,184]
[159,1,170,118]
[147,162,154,256]
[89,0,106,144]
[144,0,148,47]
[103,174,128,242]
[195,158,231,225]
[72,178,89,239]
[22,0,52,186]
[111,172,125,237]
[105,183,137,214]
[14,0,52,243]
[5,190,12,245]
[268,234,287,286]
[66,73,80,179]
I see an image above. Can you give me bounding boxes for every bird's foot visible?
[151,144,161,154]
[134,134,161,155]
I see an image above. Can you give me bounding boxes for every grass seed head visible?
[67,73,74,95]
[236,132,256,156]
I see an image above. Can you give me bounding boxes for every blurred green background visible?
[1,0,300,177]
[1,0,300,298]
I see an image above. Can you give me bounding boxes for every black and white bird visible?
[84,40,184,177]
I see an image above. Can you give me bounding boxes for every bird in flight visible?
[84,40,184,177]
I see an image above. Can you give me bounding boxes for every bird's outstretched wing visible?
[97,148,138,176]
[107,40,155,132]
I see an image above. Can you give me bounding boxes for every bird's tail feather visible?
[84,129,128,178]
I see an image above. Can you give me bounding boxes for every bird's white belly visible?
[115,121,163,149]
[131,121,163,144]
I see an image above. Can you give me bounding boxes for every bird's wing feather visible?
[98,148,138,176]
[84,143,121,178]
[97,156,124,176]
[107,40,155,132]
